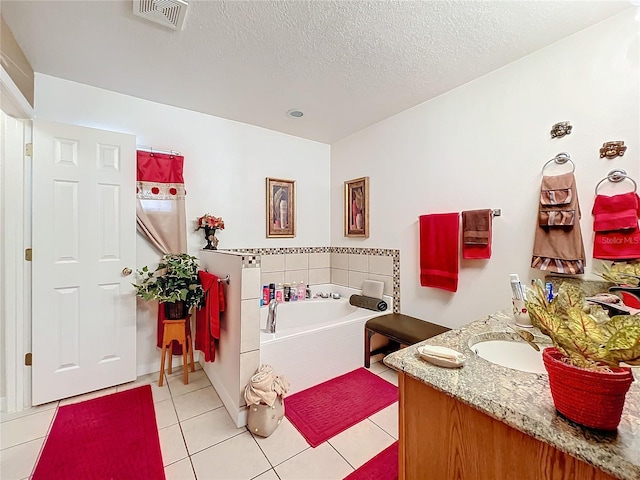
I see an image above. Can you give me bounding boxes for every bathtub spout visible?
[267,299,278,333]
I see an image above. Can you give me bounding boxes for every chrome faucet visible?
[266,299,278,333]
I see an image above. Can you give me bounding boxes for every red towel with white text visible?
[419,213,459,292]
[196,271,226,362]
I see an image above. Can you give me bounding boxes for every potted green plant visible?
[133,253,204,319]
[526,279,639,430]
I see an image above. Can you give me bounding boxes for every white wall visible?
[331,9,640,329]
[34,75,331,374]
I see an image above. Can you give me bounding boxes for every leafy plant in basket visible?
[133,253,204,319]
[525,279,639,430]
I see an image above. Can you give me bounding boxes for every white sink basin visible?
[470,334,547,374]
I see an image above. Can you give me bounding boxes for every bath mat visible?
[343,442,398,480]
[285,368,397,447]
[32,385,165,480]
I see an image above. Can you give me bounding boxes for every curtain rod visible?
[136,146,182,156]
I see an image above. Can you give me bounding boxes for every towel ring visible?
[594,169,638,194]
[541,152,575,175]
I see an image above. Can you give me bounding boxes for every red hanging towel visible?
[592,192,640,232]
[196,271,226,362]
[592,192,640,260]
[156,303,192,356]
[419,213,460,292]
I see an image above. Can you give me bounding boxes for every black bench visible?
[364,313,450,368]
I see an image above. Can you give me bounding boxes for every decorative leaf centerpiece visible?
[526,279,640,370]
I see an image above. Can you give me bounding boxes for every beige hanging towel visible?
[531,172,585,274]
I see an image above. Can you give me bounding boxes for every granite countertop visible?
[384,309,640,480]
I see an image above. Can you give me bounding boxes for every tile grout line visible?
[248,423,311,474]
[182,429,247,458]
[164,370,193,472]
[249,430,277,471]
[28,403,59,479]
[326,440,357,472]
[367,416,398,441]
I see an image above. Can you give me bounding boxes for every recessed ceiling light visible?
[286,109,304,118]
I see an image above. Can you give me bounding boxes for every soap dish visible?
[417,345,466,368]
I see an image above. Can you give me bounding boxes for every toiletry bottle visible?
[269,283,275,301]
[297,281,306,301]
[290,286,297,302]
[262,285,270,305]
[275,283,284,303]
[509,274,523,300]
[306,284,311,299]
[284,283,291,302]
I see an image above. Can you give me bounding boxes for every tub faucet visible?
[266,299,278,333]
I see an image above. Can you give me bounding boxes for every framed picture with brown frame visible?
[266,177,296,238]
[344,176,369,238]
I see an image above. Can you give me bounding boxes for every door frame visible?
[1,65,33,414]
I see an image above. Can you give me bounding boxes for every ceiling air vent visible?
[133,0,188,30]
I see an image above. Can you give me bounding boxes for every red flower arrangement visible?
[196,214,225,231]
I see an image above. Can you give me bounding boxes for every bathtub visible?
[259,290,390,394]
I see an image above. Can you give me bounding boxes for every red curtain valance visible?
[136,151,185,184]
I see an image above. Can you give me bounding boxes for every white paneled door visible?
[32,121,137,405]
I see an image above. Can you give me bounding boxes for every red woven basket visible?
[542,347,633,430]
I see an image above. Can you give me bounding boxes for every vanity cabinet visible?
[384,310,638,480]
[398,373,616,480]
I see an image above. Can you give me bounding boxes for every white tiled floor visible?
[0,360,398,480]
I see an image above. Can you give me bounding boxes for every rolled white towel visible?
[244,365,276,406]
[244,364,291,407]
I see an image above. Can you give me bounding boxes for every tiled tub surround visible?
[259,285,393,395]
[384,310,640,480]
[199,251,261,428]
[200,248,398,427]
[231,247,400,313]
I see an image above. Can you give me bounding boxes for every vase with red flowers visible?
[196,214,225,250]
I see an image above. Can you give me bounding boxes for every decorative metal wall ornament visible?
[550,121,572,138]
[599,141,627,159]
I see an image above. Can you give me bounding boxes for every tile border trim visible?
[228,247,400,313]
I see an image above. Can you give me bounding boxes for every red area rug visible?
[32,385,165,480]
[285,368,398,447]
[344,442,398,480]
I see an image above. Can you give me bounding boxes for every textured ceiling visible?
[1,1,632,143]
